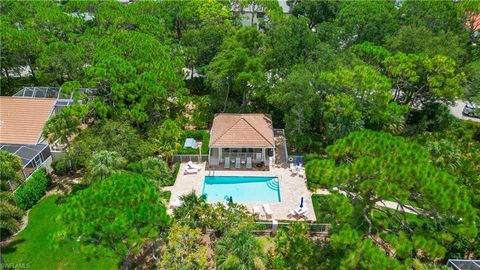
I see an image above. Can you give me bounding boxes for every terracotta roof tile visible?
[0,97,56,145]
[209,113,274,148]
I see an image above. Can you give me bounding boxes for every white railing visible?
[173,154,208,163]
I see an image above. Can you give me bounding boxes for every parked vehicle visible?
[462,103,480,118]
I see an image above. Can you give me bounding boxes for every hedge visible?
[15,168,51,210]
[176,130,210,155]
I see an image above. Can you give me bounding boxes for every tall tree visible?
[269,222,316,269]
[37,42,84,85]
[384,53,465,106]
[206,27,266,112]
[0,150,24,191]
[287,0,341,29]
[385,25,467,64]
[42,104,88,148]
[128,157,172,187]
[400,0,463,33]
[336,0,397,45]
[149,119,181,163]
[87,31,187,125]
[216,228,266,270]
[158,222,209,269]
[306,130,477,267]
[85,150,126,182]
[57,173,169,268]
[0,191,24,240]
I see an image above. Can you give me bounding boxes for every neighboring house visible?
[0,87,91,183]
[0,96,56,181]
[208,113,275,168]
[234,0,290,27]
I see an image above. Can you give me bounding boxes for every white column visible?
[208,147,211,163]
[219,148,222,163]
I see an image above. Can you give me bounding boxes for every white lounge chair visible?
[224,157,230,169]
[246,157,252,169]
[187,161,202,171]
[297,207,309,218]
[288,209,297,218]
[263,204,273,219]
[235,157,241,169]
[298,168,305,178]
[184,167,198,175]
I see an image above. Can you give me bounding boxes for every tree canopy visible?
[57,173,169,268]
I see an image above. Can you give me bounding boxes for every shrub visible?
[15,169,51,210]
[176,130,210,155]
[473,127,480,142]
[51,155,72,176]
[127,157,173,187]
[171,162,180,183]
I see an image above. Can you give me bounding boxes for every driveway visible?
[449,100,480,122]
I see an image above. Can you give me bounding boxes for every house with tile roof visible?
[208,113,275,168]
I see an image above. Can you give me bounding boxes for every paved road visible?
[449,100,480,122]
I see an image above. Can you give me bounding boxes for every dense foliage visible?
[306,130,478,268]
[57,173,169,268]
[0,191,23,239]
[14,168,51,211]
[1,0,479,268]
[0,150,24,191]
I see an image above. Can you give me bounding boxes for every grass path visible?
[1,195,119,270]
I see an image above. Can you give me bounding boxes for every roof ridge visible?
[241,115,273,146]
[211,115,244,145]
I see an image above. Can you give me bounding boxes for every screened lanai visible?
[13,86,95,112]
[0,144,51,188]
[448,259,480,270]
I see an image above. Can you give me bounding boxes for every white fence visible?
[173,154,208,163]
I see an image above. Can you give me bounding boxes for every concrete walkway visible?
[315,188,422,215]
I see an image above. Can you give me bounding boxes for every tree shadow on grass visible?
[1,238,26,254]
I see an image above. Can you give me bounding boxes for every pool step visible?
[266,178,279,190]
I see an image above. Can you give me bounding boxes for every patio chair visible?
[288,209,297,218]
[298,168,305,178]
[184,167,198,175]
[235,157,241,169]
[246,157,252,169]
[187,161,202,171]
[263,204,273,219]
[298,207,309,217]
[224,157,230,169]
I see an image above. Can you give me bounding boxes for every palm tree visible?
[42,104,87,148]
[216,228,266,270]
[173,192,210,230]
[86,150,126,182]
[0,191,24,239]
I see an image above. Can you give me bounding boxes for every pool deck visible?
[167,162,316,221]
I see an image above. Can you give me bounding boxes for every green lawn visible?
[2,195,119,270]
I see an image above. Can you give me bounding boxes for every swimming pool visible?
[202,176,281,203]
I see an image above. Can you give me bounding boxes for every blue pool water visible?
[202,176,281,203]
